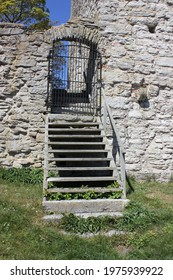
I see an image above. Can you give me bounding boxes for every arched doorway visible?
[46,39,102,115]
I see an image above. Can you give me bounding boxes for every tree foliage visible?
[0,0,51,29]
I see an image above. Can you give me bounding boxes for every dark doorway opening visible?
[46,39,102,115]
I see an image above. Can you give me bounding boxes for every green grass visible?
[0,168,173,259]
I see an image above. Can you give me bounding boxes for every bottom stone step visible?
[43,212,124,221]
[43,199,129,215]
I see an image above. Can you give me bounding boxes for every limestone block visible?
[1,157,14,166]
[147,85,159,97]
[116,58,135,70]
[108,96,129,110]
[13,157,35,167]
[33,162,42,168]
[104,69,129,84]
[128,110,143,118]
[6,140,31,154]
[29,131,37,138]
[156,57,173,67]
[15,57,37,67]
[36,133,44,143]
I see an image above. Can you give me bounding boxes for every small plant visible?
[107,181,120,189]
[128,230,157,249]
[60,214,117,234]
[116,201,157,231]
[45,190,123,201]
[0,167,43,185]
[144,174,156,183]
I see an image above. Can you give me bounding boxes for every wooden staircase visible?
[44,114,119,188]
[43,113,128,217]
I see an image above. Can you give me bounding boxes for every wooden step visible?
[47,141,106,146]
[47,128,102,132]
[46,187,121,193]
[47,157,112,162]
[48,122,101,127]
[47,149,109,153]
[48,135,104,139]
[47,177,116,182]
[46,167,114,171]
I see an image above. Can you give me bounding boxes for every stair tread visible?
[48,122,101,126]
[47,177,116,182]
[47,128,102,132]
[48,149,109,153]
[47,142,106,145]
[48,134,103,138]
[47,158,112,161]
[46,167,114,171]
[46,187,121,193]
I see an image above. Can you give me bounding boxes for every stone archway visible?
[45,18,102,115]
[45,17,100,46]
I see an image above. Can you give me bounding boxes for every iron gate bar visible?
[46,39,102,115]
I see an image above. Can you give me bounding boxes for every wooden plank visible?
[48,135,104,138]
[48,122,101,126]
[47,176,116,182]
[46,142,106,145]
[47,157,112,161]
[46,187,121,193]
[47,149,108,153]
[46,167,114,171]
[47,128,102,132]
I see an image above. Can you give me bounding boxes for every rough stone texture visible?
[45,17,100,45]
[0,23,50,168]
[43,199,129,214]
[71,0,173,181]
[1,0,173,182]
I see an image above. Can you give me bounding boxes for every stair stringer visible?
[96,115,121,185]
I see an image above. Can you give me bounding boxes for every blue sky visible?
[46,0,71,25]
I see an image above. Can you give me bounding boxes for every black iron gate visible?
[46,40,102,114]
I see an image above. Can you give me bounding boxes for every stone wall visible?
[71,0,173,181]
[0,23,50,168]
[1,0,173,181]
[71,0,99,21]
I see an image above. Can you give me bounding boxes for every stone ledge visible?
[43,212,124,222]
[43,199,129,215]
